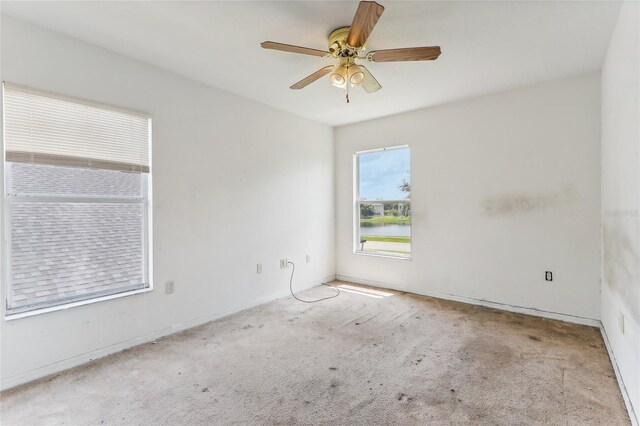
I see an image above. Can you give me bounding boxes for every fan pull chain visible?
[346,62,350,103]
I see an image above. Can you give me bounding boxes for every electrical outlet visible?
[306,254,311,263]
[165,280,175,294]
[280,259,288,269]
[545,271,553,281]
[256,263,262,274]
[618,312,625,334]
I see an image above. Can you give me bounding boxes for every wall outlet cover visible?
[256,263,262,274]
[165,280,175,294]
[280,259,287,269]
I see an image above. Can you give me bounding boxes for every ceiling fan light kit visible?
[261,1,442,103]
[331,59,365,87]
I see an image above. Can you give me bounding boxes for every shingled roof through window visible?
[8,163,147,311]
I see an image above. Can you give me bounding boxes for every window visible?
[355,146,411,258]
[3,83,152,315]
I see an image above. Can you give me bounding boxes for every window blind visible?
[3,83,150,172]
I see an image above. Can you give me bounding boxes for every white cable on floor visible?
[288,261,340,303]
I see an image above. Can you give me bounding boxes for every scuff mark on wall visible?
[482,188,578,217]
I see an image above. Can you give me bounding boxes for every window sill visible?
[4,287,153,321]
[354,251,412,261]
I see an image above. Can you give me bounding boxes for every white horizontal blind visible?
[3,83,150,172]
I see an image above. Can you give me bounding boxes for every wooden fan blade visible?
[261,41,329,57]
[346,1,385,48]
[290,66,334,90]
[369,46,441,62]
[360,65,381,93]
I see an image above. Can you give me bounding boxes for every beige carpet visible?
[0,282,630,425]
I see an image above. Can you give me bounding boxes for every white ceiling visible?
[2,1,622,126]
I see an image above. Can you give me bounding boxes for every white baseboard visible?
[335,275,600,327]
[0,273,335,391]
[600,325,639,426]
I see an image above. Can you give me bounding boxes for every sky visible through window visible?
[359,147,410,200]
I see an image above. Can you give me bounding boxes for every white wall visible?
[0,17,335,389]
[601,1,640,421]
[335,73,602,321]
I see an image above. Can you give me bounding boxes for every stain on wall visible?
[602,220,640,322]
[482,188,577,217]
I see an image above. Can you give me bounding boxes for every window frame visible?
[353,145,412,260]
[2,84,154,318]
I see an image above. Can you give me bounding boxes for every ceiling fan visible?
[261,1,441,103]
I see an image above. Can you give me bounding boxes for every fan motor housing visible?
[328,27,364,57]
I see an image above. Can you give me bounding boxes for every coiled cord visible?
[288,261,340,303]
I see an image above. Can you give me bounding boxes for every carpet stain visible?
[0,281,630,426]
